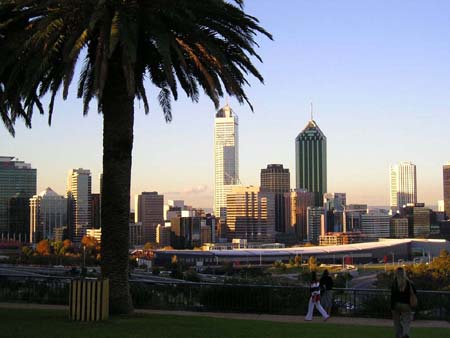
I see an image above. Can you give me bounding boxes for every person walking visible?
[305,271,330,321]
[319,269,334,315]
[391,267,417,338]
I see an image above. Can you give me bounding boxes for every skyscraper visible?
[0,156,36,235]
[443,163,450,217]
[260,164,290,232]
[67,168,92,243]
[323,193,346,233]
[306,206,324,244]
[285,189,315,241]
[30,188,67,243]
[214,104,239,219]
[135,191,164,243]
[390,162,417,210]
[225,185,275,242]
[295,117,327,206]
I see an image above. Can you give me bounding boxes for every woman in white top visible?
[305,271,330,321]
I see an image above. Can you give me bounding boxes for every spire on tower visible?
[310,102,314,121]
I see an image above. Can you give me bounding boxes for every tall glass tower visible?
[390,161,417,210]
[295,119,327,206]
[0,156,36,235]
[67,168,91,243]
[214,104,239,218]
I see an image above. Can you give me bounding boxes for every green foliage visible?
[0,0,272,135]
[376,250,450,291]
[21,246,33,258]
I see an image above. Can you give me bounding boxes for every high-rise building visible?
[361,210,390,239]
[295,117,327,206]
[0,157,36,235]
[284,189,315,241]
[443,163,450,217]
[67,168,92,243]
[260,164,290,233]
[8,193,31,241]
[306,206,323,244]
[390,215,409,238]
[323,193,346,233]
[413,205,431,238]
[90,193,101,229]
[390,162,417,210]
[225,185,275,242]
[135,192,164,243]
[344,204,368,232]
[214,104,239,219]
[29,188,67,243]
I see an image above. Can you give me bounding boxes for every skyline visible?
[1,0,450,208]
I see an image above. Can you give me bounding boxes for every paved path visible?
[1,303,449,329]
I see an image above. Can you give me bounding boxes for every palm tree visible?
[0,0,271,314]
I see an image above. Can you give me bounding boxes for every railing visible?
[1,276,449,321]
[0,275,70,305]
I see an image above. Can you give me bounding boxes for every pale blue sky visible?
[1,0,450,208]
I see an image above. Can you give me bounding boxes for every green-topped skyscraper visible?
[295,107,327,206]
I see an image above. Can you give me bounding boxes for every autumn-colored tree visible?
[294,255,301,267]
[171,255,178,265]
[63,239,73,249]
[82,235,98,249]
[143,242,156,250]
[36,240,51,256]
[162,246,174,251]
[308,256,317,271]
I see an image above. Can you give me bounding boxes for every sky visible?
[1,0,450,209]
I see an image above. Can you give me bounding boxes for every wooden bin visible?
[69,279,109,321]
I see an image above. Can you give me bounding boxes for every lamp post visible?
[83,245,86,274]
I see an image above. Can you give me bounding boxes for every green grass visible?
[1,308,449,338]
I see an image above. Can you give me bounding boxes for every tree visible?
[22,246,33,258]
[81,235,98,249]
[53,241,64,256]
[36,240,51,256]
[294,255,301,267]
[308,256,317,271]
[0,0,271,314]
[143,242,156,250]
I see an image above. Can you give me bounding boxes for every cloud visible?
[164,184,209,196]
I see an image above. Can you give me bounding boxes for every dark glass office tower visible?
[260,164,290,233]
[295,119,327,206]
[0,157,36,235]
[443,164,450,218]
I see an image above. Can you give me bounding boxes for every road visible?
[350,272,378,289]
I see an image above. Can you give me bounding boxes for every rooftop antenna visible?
[310,102,314,121]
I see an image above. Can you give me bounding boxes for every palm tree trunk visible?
[100,51,134,314]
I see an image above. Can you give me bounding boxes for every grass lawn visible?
[2,308,449,338]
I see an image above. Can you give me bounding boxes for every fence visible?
[1,276,449,321]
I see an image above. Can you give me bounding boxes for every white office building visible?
[29,187,67,243]
[390,162,417,211]
[214,104,239,219]
[67,168,92,243]
[361,211,391,239]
